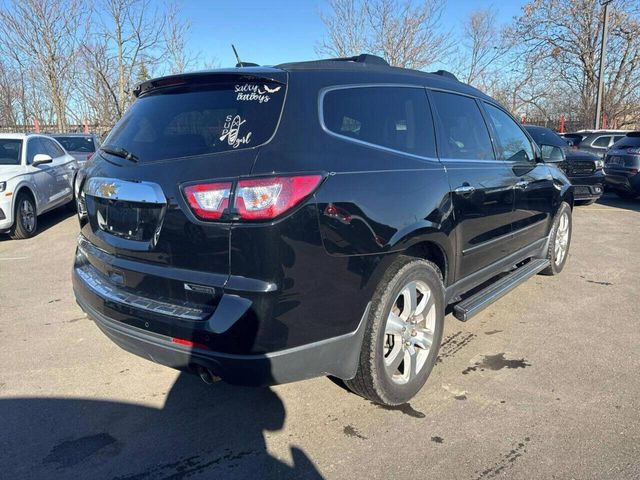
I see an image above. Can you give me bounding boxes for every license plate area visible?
[93,198,164,242]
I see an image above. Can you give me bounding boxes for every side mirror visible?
[539,144,565,163]
[32,154,53,166]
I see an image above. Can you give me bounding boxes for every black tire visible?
[345,256,445,405]
[575,198,597,206]
[540,202,572,276]
[615,191,638,200]
[9,193,37,240]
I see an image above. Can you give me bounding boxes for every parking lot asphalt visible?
[1,194,639,480]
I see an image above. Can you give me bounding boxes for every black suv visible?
[604,132,640,199]
[525,125,604,205]
[73,55,574,405]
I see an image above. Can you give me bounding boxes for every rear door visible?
[79,72,287,287]
[429,90,515,280]
[40,137,74,205]
[26,137,56,210]
[482,102,554,252]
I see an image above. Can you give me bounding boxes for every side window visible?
[42,138,64,158]
[483,103,534,162]
[26,138,45,164]
[613,135,625,144]
[322,86,436,157]
[430,91,494,160]
[592,136,611,148]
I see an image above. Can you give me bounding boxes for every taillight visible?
[183,175,323,222]
[184,182,232,220]
[235,175,322,220]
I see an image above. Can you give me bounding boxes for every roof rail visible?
[431,70,459,81]
[324,54,389,66]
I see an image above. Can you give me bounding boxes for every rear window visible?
[612,135,640,148]
[103,80,285,162]
[322,86,436,157]
[0,139,22,165]
[592,136,611,147]
[54,136,95,153]
[525,127,565,148]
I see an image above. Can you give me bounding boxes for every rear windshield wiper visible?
[100,145,139,163]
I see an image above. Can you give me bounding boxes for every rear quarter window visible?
[103,80,285,162]
[322,86,436,158]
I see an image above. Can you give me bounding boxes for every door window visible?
[483,103,534,162]
[41,138,65,158]
[26,138,46,164]
[592,136,611,148]
[322,86,436,157]
[430,91,494,160]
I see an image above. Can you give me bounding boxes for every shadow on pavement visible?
[0,373,324,479]
[0,204,76,242]
[595,193,640,212]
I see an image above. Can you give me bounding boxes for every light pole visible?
[594,0,613,130]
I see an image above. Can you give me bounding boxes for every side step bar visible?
[453,258,550,322]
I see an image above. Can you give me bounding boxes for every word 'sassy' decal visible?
[235,84,282,103]
[220,115,252,149]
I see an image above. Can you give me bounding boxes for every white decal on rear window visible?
[235,84,281,103]
[220,115,252,149]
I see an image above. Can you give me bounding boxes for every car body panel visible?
[72,63,573,384]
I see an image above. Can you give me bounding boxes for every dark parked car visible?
[72,54,574,405]
[573,130,629,158]
[52,133,101,167]
[604,132,640,199]
[525,125,604,205]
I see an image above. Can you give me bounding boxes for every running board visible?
[453,259,550,322]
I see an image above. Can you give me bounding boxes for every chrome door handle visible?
[454,185,476,195]
[515,180,528,189]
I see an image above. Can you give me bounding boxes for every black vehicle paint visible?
[73,58,573,388]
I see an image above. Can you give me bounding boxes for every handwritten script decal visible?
[220,115,252,149]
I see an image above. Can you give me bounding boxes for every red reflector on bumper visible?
[171,337,209,350]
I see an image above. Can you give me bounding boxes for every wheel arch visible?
[13,183,38,214]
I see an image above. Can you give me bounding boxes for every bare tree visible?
[509,0,640,128]
[455,8,508,87]
[0,0,88,130]
[94,0,167,117]
[163,3,199,75]
[317,0,452,69]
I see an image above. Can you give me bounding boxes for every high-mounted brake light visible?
[184,182,232,220]
[235,175,323,220]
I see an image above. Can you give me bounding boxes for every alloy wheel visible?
[555,211,570,266]
[20,200,35,233]
[383,280,436,384]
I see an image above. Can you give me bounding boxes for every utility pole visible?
[594,0,613,130]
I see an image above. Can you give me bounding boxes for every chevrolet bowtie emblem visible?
[99,182,118,198]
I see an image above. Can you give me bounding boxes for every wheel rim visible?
[554,211,570,266]
[19,199,35,233]
[383,280,436,385]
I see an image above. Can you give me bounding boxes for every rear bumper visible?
[73,263,368,386]
[604,170,640,194]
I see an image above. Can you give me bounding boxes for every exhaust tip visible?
[197,366,221,385]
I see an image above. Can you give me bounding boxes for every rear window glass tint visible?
[54,136,95,152]
[612,135,640,148]
[322,86,436,157]
[430,91,494,160]
[103,80,285,162]
[592,136,611,147]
